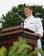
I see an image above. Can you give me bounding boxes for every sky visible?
[0,0,44,18]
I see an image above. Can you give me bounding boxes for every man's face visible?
[24,7,32,17]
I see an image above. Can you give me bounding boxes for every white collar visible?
[27,15,34,19]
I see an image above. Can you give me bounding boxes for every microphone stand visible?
[16,13,25,37]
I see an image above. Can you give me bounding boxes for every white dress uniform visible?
[24,15,43,56]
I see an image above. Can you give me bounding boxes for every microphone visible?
[15,10,25,28]
[15,12,19,15]
[15,10,20,15]
[15,12,24,22]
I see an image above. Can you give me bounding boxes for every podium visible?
[0,25,39,48]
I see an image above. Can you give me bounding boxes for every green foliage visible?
[0,47,6,56]
[1,7,22,28]
[1,4,26,28]
[8,37,44,56]
[8,37,32,56]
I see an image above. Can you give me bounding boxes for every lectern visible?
[0,25,39,48]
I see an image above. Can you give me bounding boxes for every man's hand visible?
[34,32,43,38]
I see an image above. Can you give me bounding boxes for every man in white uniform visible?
[24,6,43,56]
